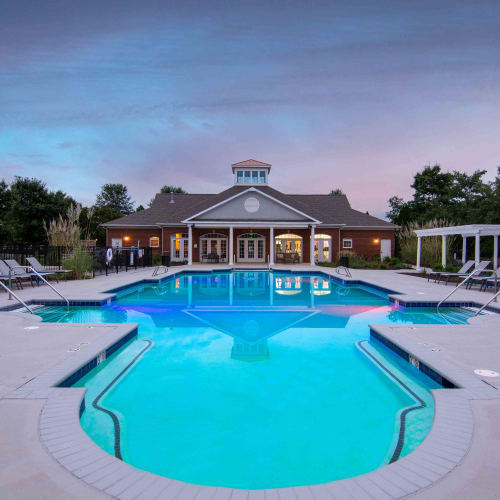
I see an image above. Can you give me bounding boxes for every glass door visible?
[237,234,265,262]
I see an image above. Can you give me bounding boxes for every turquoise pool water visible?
[38,272,470,489]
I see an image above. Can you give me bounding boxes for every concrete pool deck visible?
[1,266,500,499]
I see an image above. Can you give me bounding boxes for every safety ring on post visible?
[106,248,113,264]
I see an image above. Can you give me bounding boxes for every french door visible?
[238,234,265,262]
[314,235,331,263]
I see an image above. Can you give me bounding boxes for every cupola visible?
[231,159,271,185]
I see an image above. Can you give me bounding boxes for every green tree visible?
[95,183,134,214]
[79,205,123,246]
[0,180,11,243]
[160,185,187,194]
[5,177,75,244]
[136,204,145,212]
[329,188,344,196]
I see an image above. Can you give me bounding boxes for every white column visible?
[416,237,422,270]
[310,226,316,265]
[229,227,234,265]
[441,235,447,267]
[475,233,480,267]
[462,236,467,264]
[269,227,274,265]
[493,235,498,270]
[188,225,193,265]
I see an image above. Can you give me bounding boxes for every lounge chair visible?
[26,256,71,281]
[431,260,475,285]
[462,261,492,289]
[0,260,34,289]
[468,267,500,292]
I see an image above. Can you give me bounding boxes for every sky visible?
[1,0,499,218]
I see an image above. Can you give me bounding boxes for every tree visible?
[136,204,145,211]
[95,183,134,214]
[329,188,344,196]
[79,205,123,246]
[160,185,187,194]
[0,180,11,243]
[4,177,75,244]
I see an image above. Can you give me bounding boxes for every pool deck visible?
[1,265,500,499]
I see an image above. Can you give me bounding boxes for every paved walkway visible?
[1,266,500,498]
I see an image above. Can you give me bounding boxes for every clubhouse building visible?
[103,159,396,265]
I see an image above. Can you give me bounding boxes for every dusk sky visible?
[1,0,499,218]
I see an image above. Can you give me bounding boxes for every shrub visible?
[432,263,444,272]
[152,253,162,266]
[64,247,93,279]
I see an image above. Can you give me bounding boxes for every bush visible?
[152,253,162,266]
[64,247,93,279]
[432,263,444,272]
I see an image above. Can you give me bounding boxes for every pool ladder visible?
[0,280,34,313]
[336,266,352,278]
[436,269,488,313]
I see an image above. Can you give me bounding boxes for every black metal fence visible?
[0,245,153,278]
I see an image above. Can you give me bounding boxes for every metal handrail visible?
[152,265,168,277]
[474,288,500,316]
[9,266,69,310]
[336,266,352,278]
[437,268,485,312]
[0,280,34,313]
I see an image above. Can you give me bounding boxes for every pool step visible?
[36,306,71,323]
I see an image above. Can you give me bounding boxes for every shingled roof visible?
[102,186,395,228]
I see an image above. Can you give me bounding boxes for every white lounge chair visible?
[26,257,72,282]
[429,260,475,285]
[468,267,500,292]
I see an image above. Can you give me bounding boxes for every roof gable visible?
[183,187,320,223]
[231,159,271,167]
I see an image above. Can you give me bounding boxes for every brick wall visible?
[106,226,395,262]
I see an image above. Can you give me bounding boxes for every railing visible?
[0,280,33,313]
[336,266,352,278]
[436,269,485,312]
[152,265,168,277]
[9,266,70,310]
[474,288,500,316]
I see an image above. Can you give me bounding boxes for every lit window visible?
[259,171,266,183]
[252,171,258,184]
[343,238,353,249]
[150,237,160,248]
[244,171,251,184]
[237,171,243,183]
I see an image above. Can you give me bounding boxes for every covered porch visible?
[167,224,324,266]
[414,224,500,271]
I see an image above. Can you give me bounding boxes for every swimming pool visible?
[37,271,471,489]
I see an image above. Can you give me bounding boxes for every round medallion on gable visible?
[244,197,260,213]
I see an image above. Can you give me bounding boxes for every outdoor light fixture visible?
[124,236,131,242]
[373,238,380,244]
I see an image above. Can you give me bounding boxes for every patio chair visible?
[431,260,475,285]
[463,261,492,289]
[468,267,500,292]
[1,260,34,289]
[26,256,71,282]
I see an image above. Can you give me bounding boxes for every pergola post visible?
[494,235,498,270]
[416,236,422,270]
[475,233,480,267]
[441,235,447,267]
[462,236,467,264]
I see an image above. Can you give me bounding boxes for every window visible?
[259,171,266,183]
[149,236,160,248]
[111,238,122,247]
[343,238,353,249]
[237,171,243,184]
[252,171,258,184]
[244,170,251,184]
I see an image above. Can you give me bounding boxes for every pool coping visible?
[4,320,499,498]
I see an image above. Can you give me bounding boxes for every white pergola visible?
[414,224,500,271]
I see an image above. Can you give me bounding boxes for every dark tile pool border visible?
[370,328,456,388]
[58,327,138,388]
